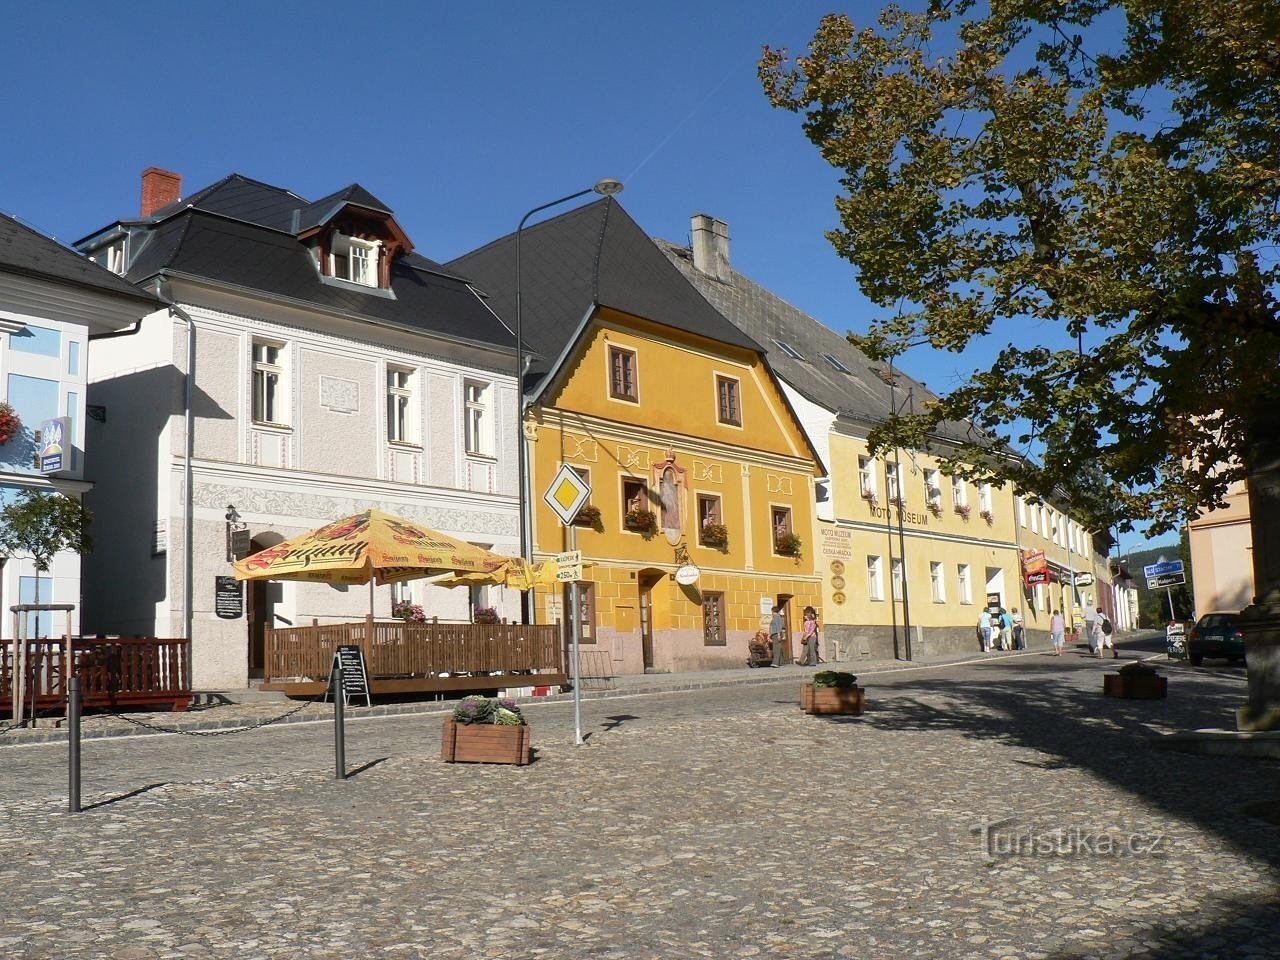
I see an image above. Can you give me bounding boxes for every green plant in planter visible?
[811,670,858,688]
[624,508,657,534]
[774,531,802,557]
[573,504,604,531]
[452,695,525,725]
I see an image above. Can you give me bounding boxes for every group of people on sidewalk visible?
[1047,606,1116,656]
[766,604,824,667]
[977,607,1025,652]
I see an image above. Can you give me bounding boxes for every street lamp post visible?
[514,178,623,623]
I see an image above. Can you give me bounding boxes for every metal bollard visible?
[68,675,81,814]
[333,661,346,780]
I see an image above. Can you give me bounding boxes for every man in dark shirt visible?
[770,605,786,667]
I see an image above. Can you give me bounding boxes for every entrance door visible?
[776,593,793,665]
[245,534,284,679]
[638,573,660,671]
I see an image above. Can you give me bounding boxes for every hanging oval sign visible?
[674,565,700,586]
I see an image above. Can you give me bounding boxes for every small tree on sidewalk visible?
[0,490,92,636]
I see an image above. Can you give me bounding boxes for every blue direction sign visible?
[1143,560,1184,579]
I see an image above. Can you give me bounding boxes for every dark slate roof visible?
[445,199,762,384]
[0,212,161,308]
[78,173,513,350]
[655,238,980,446]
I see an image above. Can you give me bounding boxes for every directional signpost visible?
[543,464,591,745]
[1144,558,1186,620]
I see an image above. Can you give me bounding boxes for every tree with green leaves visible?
[761,2,1280,724]
[0,489,92,635]
[761,0,1279,534]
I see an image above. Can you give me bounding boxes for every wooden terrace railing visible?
[1,637,193,718]
[262,618,567,696]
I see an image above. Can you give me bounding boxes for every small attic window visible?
[89,240,125,275]
[330,233,380,287]
[771,339,805,361]
[822,353,852,374]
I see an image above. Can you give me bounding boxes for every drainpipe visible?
[152,280,195,648]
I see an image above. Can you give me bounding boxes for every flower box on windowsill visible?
[700,523,729,550]
[927,502,943,517]
[860,491,879,508]
[954,504,971,520]
[979,509,995,525]
[623,509,657,535]
[774,532,802,557]
[573,504,603,531]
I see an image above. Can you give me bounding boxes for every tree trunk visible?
[1238,411,1280,730]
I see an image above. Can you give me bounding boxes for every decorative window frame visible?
[329,233,381,287]
[463,379,493,458]
[714,373,742,428]
[251,338,288,427]
[386,364,417,445]
[607,345,639,403]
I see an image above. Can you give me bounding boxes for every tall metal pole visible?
[514,179,623,625]
[68,674,81,814]
[569,522,583,746]
[332,659,346,780]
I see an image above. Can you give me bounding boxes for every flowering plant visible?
[775,531,803,557]
[979,508,995,525]
[392,599,426,622]
[624,507,657,534]
[954,503,972,519]
[0,402,21,446]
[700,522,729,549]
[860,488,879,507]
[472,606,500,624]
[927,501,943,517]
[453,695,525,726]
[573,503,603,530]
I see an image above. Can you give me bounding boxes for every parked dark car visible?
[1186,612,1246,666]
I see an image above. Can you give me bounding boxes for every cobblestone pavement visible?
[2,643,1278,959]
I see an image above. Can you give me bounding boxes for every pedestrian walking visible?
[799,607,820,666]
[1083,606,1099,656]
[769,605,786,667]
[1097,607,1116,658]
[1011,607,1025,650]
[999,608,1013,651]
[978,609,993,652]
[1050,609,1065,655]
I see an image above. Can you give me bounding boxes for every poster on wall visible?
[820,527,852,559]
[38,417,71,473]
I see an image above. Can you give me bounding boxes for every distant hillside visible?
[1119,544,1194,623]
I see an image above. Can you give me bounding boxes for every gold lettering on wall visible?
[692,461,723,484]
[564,435,599,463]
[618,445,651,471]
[766,474,793,495]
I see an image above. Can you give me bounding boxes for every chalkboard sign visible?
[329,644,371,706]
[214,576,243,620]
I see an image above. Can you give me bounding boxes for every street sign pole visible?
[1166,586,1175,621]
[569,522,583,746]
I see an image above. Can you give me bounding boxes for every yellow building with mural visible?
[449,200,823,673]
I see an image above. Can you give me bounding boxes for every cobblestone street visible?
[2,645,1278,959]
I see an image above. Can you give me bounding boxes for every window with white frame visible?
[1017,497,1027,527]
[867,555,883,601]
[891,557,904,601]
[1030,503,1039,534]
[926,469,942,507]
[858,456,876,500]
[330,233,380,286]
[885,461,901,503]
[952,476,967,507]
[1050,511,1060,545]
[957,563,972,603]
[252,340,286,425]
[386,366,415,443]
[463,380,491,456]
[928,561,944,602]
[89,240,125,275]
[978,482,992,513]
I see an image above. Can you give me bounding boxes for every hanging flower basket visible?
[0,402,21,446]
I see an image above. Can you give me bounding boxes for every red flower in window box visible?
[979,508,995,525]
[623,508,657,534]
[573,504,603,531]
[700,522,729,550]
[0,402,21,446]
[954,503,972,520]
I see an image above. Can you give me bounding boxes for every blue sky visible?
[1,1,1172,554]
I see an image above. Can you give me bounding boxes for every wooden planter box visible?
[1103,673,1167,700]
[440,717,531,765]
[801,683,865,715]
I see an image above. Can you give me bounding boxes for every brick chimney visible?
[691,214,731,282]
[140,167,182,217]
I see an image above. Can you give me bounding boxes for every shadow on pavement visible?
[82,781,168,812]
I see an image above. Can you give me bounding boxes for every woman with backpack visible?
[1097,606,1116,658]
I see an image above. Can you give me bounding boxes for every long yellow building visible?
[450,200,823,672]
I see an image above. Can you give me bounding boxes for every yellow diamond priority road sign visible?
[544,464,591,526]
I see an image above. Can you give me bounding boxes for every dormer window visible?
[89,240,126,275]
[330,233,380,287]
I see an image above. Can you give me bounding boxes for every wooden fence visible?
[1,637,192,718]
[261,618,567,696]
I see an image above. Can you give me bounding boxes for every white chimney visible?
[691,214,731,282]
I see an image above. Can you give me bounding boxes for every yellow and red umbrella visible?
[233,509,511,586]
[427,556,588,591]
